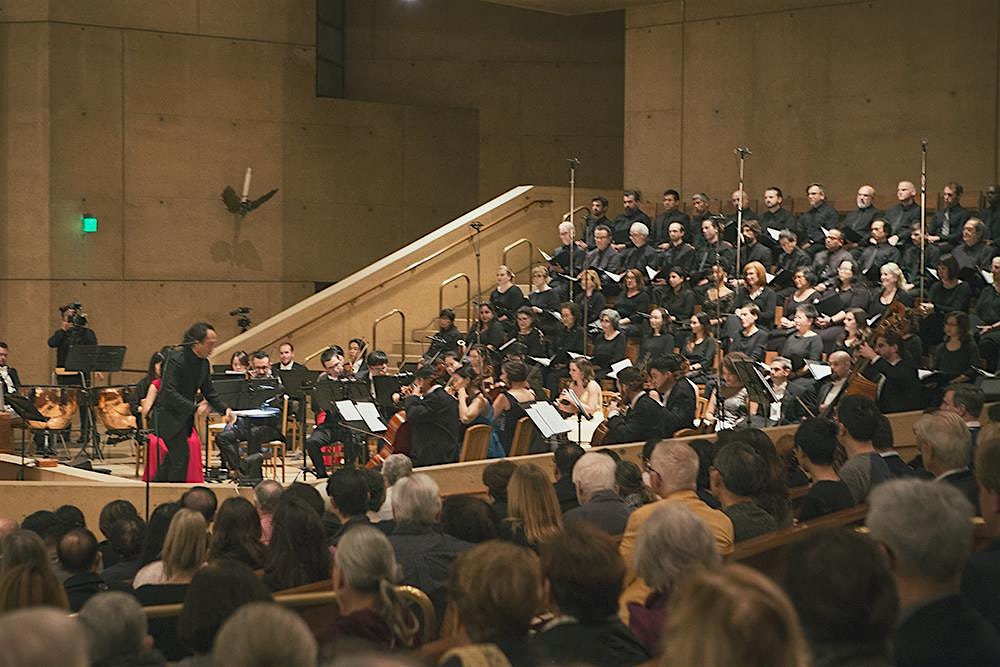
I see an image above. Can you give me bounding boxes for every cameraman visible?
[48,303,97,443]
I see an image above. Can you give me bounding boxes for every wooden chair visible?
[590,421,609,446]
[459,424,490,462]
[508,416,533,457]
[264,395,289,482]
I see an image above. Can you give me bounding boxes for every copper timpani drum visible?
[21,386,80,432]
[95,386,137,431]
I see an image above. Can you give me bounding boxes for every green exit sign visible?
[82,214,98,233]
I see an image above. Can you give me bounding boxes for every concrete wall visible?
[624,0,1000,213]
[345,0,626,200]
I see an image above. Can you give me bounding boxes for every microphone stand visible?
[564,387,591,443]
[470,221,483,307]
[567,158,581,302]
[734,147,752,276]
[919,139,928,302]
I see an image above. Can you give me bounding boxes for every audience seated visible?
[718,428,793,526]
[616,459,656,511]
[58,528,133,612]
[388,473,470,622]
[361,467,392,529]
[0,607,88,667]
[661,563,809,667]
[834,395,892,503]
[134,502,180,587]
[213,602,317,667]
[710,442,777,541]
[0,561,68,613]
[872,412,918,477]
[97,500,142,568]
[263,495,330,592]
[867,479,1000,666]
[440,496,500,544]
[0,529,49,577]
[207,497,267,570]
[439,541,543,667]
[564,452,631,537]
[628,502,721,657]
[378,454,413,522]
[963,431,1000,633]
[320,525,419,657]
[482,460,516,520]
[326,467,377,547]
[794,417,857,522]
[552,443,584,513]
[79,591,166,667]
[914,410,978,512]
[252,479,283,546]
[782,529,897,666]
[100,515,146,585]
[501,463,562,551]
[180,486,218,526]
[21,509,69,580]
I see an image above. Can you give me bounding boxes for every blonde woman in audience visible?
[661,563,809,667]
[0,561,68,613]
[501,463,562,551]
[133,508,208,590]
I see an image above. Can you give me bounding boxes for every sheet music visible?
[645,266,658,281]
[767,228,781,241]
[984,270,995,285]
[335,400,363,422]
[607,358,633,379]
[765,271,775,284]
[539,249,554,262]
[807,362,832,380]
[603,270,622,283]
[526,402,572,437]
[927,267,939,279]
[821,227,830,237]
[917,369,935,380]
[530,356,552,367]
[355,402,388,432]
[567,352,591,360]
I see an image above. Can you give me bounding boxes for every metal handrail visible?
[502,238,535,277]
[304,345,331,363]
[562,203,588,222]
[258,198,554,352]
[372,309,406,365]
[439,273,471,328]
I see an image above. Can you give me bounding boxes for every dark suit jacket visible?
[939,469,980,514]
[554,475,580,514]
[606,393,663,444]
[156,346,227,440]
[873,357,925,414]
[0,366,19,403]
[962,538,1000,635]
[564,489,632,536]
[403,387,459,467]
[662,379,696,437]
[893,594,1000,667]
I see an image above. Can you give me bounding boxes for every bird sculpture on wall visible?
[212,167,278,270]
[221,185,278,218]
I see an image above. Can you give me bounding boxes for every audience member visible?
[482,460,516,520]
[501,463,562,551]
[629,502,721,656]
[0,562,68,613]
[533,522,649,666]
[213,602,317,667]
[283,480,326,517]
[867,479,1000,666]
[56,504,86,531]
[0,529,49,577]
[710,442,777,541]
[439,541,543,667]
[21,509,68,578]
[872,412,918,477]
[720,428,794,526]
[783,529,897,666]
[180,486,218,525]
[361,467,391,527]
[564,452,631,536]
[80,592,164,666]
[941,383,985,447]
[253,479,283,545]
[963,433,1000,632]
[320,525,419,656]
[914,411,978,512]
[616,459,656,510]
[378,454,413,521]
[794,417,856,522]
[0,518,17,547]
[441,496,500,544]
[58,528,133,612]
[0,607,88,667]
[263,496,331,592]
[389,473,470,621]
[327,467,375,546]
[552,442,585,513]
[100,516,146,586]
[687,438,722,508]
[661,563,809,667]
[835,395,891,503]
[176,559,272,661]
[136,502,180,582]
[619,441,734,619]
[207,496,267,569]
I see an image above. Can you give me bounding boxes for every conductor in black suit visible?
[403,366,459,467]
[604,366,664,444]
[154,322,234,482]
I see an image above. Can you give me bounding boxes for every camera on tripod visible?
[62,301,88,327]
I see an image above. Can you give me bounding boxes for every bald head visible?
[828,350,852,379]
[649,441,699,496]
[897,181,916,203]
[57,528,100,575]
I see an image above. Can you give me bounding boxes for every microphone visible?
[921,139,928,151]
[567,157,582,166]
[734,147,753,156]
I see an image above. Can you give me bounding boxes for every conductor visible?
[154,322,235,482]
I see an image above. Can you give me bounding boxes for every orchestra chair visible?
[263,395,289,483]
[459,424,490,462]
[508,417,533,457]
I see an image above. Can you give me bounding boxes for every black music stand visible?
[5,394,48,481]
[731,359,778,426]
[374,373,413,416]
[65,344,126,461]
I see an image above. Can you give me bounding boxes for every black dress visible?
[578,290,607,324]
[528,288,562,339]
[467,320,507,351]
[591,333,627,374]
[734,286,778,330]
[615,290,651,322]
[654,287,696,323]
[490,285,526,326]
[515,328,549,359]
[638,331,675,363]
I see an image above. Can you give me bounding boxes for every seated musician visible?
[491,360,537,456]
[423,309,462,365]
[403,366,460,467]
[556,358,603,445]
[215,351,286,479]
[452,364,492,434]
[592,309,627,380]
[817,350,852,416]
[757,357,813,427]
[229,350,249,375]
[0,340,21,409]
[305,347,348,479]
[857,330,926,414]
[273,341,306,372]
[344,338,369,380]
[647,354,695,438]
[604,366,663,444]
[546,303,585,396]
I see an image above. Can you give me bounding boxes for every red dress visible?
[142,379,204,483]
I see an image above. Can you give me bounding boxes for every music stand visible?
[65,344,126,461]
[731,359,778,424]
[5,394,48,480]
[374,373,413,414]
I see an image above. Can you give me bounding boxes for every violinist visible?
[648,354,696,437]
[452,365,492,432]
[491,360,537,456]
[857,330,925,414]
[702,352,756,431]
[604,366,663,445]
[513,306,548,359]
[442,351,463,378]
[423,308,462,365]
[344,338,368,380]
[576,269,606,325]
[557,358,603,445]
[467,302,506,351]
[467,344,496,385]
[546,303,585,396]
[639,307,674,361]
[403,366,460,467]
[305,347,348,478]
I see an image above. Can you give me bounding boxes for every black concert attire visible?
[856,241,900,278]
[816,284,871,352]
[931,203,971,248]
[515,327,549,360]
[921,280,973,346]
[691,242,735,284]
[611,208,652,246]
[776,246,811,275]
[578,290,606,324]
[466,319,507,351]
[582,214,611,249]
[982,202,1000,241]
[490,285,527,331]
[873,356,925,413]
[892,594,1000,667]
[305,376,350,478]
[885,201,921,240]
[931,339,982,381]
[591,332,627,376]
[797,480,855,522]
[620,243,660,274]
[689,211,712,248]
[403,386,460,467]
[48,324,98,440]
[874,289,913,318]
[658,240,695,274]
[154,346,227,482]
[798,201,839,248]
[901,242,941,286]
[214,374,285,475]
[424,324,462,362]
[728,327,769,362]
[812,247,853,286]
[684,338,718,377]
[758,380,813,427]
[0,364,20,403]
[638,329,674,364]
[954,241,997,273]
[737,240,771,273]
[781,333,823,367]
[650,209,691,246]
[528,288,562,339]
[976,282,1000,371]
[615,290,651,328]
[583,245,623,273]
[653,286,695,324]
[546,324,585,394]
[842,205,883,240]
[547,242,585,278]
[734,286,778,330]
[660,378,696,437]
[605,392,663,445]
[760,207,801,240]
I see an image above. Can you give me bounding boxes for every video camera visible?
[61,301,88,327]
